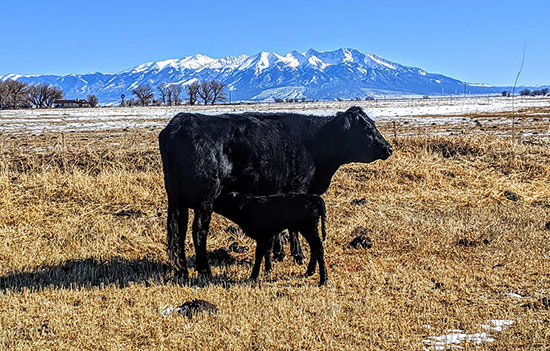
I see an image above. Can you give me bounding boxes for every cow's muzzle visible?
[381,145,393,160]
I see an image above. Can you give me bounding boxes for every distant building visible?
[54,99,91,108]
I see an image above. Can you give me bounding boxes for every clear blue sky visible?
[1,0,548,85]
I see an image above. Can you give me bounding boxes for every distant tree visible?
[43,86,64,107]
[198,81,213,105]
[209,81,227,104]
[501,90,510,97]
[87,94,99,107]
[132,84,154,106]
[127,98,141,107]
[519,89,531,96]
[0,81,7,109]
[5,80,28,109]
[27,83,50,108]
[157,83,170,105]
[186,81,200,105]
[168,84,183,106]
[274,98,284,103]
[541,88,549,96]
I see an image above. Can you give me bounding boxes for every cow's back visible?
[159,112,317,208]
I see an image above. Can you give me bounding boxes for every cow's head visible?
[336,106,392,163]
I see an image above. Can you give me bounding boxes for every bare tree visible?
[0,81,7,109]
[87,94,99,107]
[27,83,48,108]
[132,84,154,106]
[27,83,64,108]
[519,89,531,96]
[186,81,200,105]
[210,81,227,104]
[158,83,170,105]
[43,86,64,107]
[198,81,213,105]
[168,84,183,106]
[5,80,28,109]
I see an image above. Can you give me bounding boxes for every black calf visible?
[215,192,327,285]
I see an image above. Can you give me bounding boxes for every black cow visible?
[159,106,392,280]
[214,192,327,285]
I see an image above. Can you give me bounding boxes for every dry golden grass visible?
[0,119,549,350]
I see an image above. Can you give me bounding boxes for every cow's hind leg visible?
[192,205,213,281]
[167,204,189,280]
[289,230,306,265]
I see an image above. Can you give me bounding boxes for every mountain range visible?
[0,48,545,104]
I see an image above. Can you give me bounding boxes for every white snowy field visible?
[0,96,549,135]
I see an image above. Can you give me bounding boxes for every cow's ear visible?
[345,106,364,116]
[336,112,352,130]
[345,106,367,123]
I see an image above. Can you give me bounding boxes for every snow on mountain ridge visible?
[1,48,533,104]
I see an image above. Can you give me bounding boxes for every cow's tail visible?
[166,206,189,271]
[318,196,327,242]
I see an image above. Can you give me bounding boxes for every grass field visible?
[1,107,549,350]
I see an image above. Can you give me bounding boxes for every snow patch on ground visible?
[1,97,548,134]
[423,320,514,350]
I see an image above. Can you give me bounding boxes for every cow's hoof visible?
[273,252,286,262]
[175,268,189,282]
[293,254,306,265]
[304,270,315,278]
[246,277,259,287]
[197,271,212,284]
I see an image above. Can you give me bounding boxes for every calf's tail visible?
[318,197,326,242]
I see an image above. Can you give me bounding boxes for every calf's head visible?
[336,106,392,163]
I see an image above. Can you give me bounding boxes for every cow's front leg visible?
[192,205,213,280]
[289,230,305,265]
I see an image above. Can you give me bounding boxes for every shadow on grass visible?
[0,252,253,292]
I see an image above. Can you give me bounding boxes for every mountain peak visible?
[1,48,511,104]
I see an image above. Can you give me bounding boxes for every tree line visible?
[130,81,227,106]
[502,88,549,97]
[0,80,99,110]
[0,79,228,110]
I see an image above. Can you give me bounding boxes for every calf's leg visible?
[251,239,268,280]
[289,230,305,265]
[264,236,274,274]
[300,224,328,286]
[272,232,286,261]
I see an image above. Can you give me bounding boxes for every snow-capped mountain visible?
[0,48,528,104]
